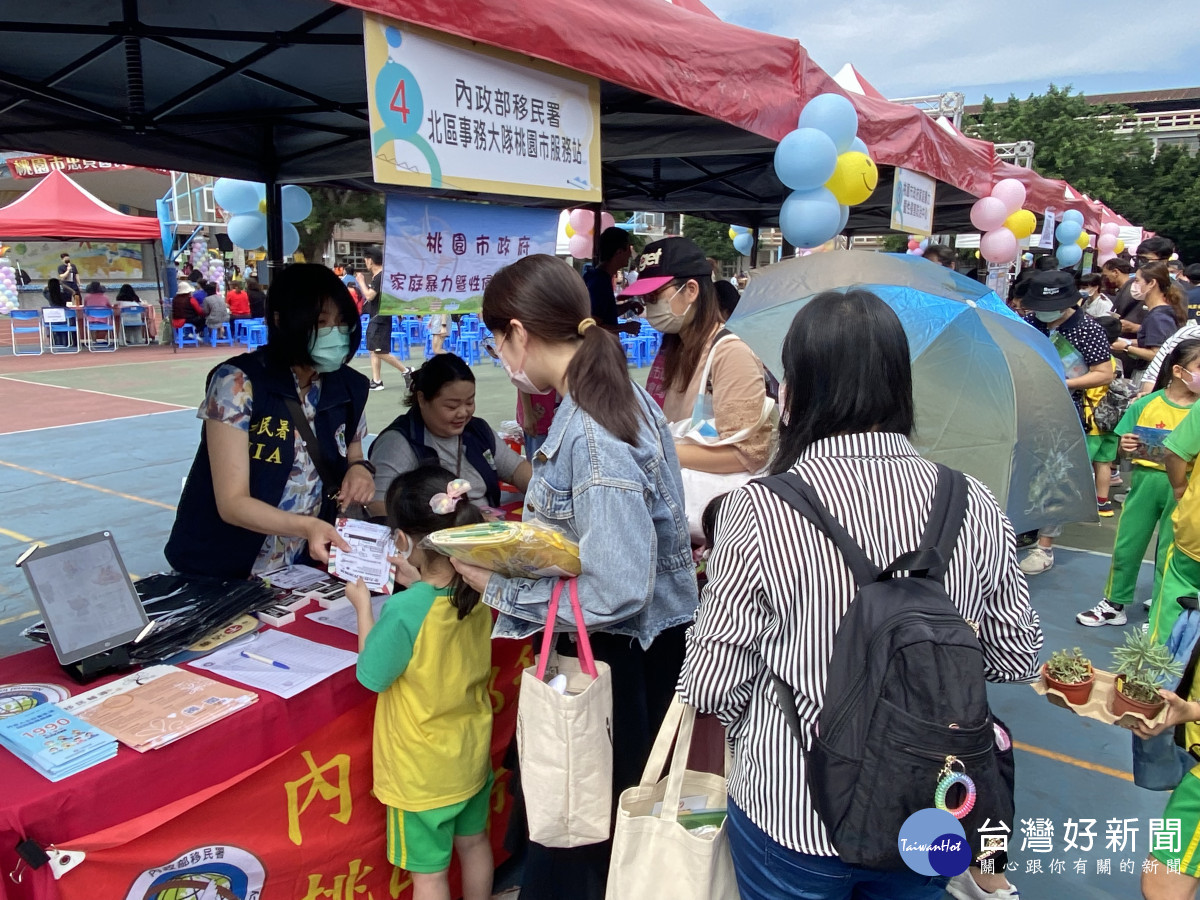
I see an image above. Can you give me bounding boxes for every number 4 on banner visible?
[389,80,410,124]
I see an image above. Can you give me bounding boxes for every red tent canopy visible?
[0,169,161,241]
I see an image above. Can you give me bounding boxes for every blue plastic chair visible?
[10,310,43,355]
[175,323,200,349]
[84,307,118,352]
[390,329,411,358]
[401,315,423,344]
[119,306,148,345]
[244,323,268,352]
[44,309,80,354]
[206,323,233,347]
[235,317,266,347]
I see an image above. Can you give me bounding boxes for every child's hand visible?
[390,552,422,589]
[345,577,372,609]
[1119,433,1140,456]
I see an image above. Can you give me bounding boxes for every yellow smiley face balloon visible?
[825,152,878,206]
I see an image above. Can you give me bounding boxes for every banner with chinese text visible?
[381,195,558,315]
[4,156,164,179]
[54,640,531,900]
[364,15,601,203]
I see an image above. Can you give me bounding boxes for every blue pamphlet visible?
[1133,425,1171,466]
[0,702,117,781]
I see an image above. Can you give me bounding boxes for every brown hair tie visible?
[577,317,597,336]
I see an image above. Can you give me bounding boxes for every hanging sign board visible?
[364,15,601,203]
[889,168,937,237]
[1038,208,1057,249]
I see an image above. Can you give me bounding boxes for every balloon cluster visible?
[728,225,753,257]
[773,93,877,249]
[970,179,1034,264]
[564,209,616,260]
[1096,223,1125,265]
[213,179,312,257]
[189,238,225,292]
[1052,211,1091,268]
[905,236,930,256]
[0,256,19,315]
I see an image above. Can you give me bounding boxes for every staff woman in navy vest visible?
[165,264,373,579]
[368,352,531,517]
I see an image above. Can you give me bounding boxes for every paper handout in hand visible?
[327,518,397,594]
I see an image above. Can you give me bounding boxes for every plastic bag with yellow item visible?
[424,521,581,579]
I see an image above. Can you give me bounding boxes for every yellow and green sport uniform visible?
[1149,404,1200,644]
[1104,391,1193,608]
[1153,679,1200,876]
[1083,372,1120,464]
[356,581,494,874]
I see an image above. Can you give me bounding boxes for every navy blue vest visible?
[371,409,501,507]
[165,350,369,579]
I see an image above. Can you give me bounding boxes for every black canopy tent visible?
[0,0,985,267]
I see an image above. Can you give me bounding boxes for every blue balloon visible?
[1055,221,1083,245]
[213,179,263,216]
[730,225,751,235]
[797,93,859,153]
[836,203,849,234]
[1062,209,1085,227]
[779,187,842,249]
[733,233,754,256]
[849,137,869,155]
[227,213,267,250]
[1056,243,1083,267]
[773,127,838,192]
[281,185,313,223]
[282,221,300,257]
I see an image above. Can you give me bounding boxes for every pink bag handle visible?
[535,578,598,680]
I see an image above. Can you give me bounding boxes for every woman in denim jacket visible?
[453,253,699,900]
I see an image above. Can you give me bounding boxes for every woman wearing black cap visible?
[620,237,775,542]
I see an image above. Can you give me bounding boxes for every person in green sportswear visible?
[347,465,494,900]
[1080,340,1200,628]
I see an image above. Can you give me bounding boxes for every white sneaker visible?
[1077,598,1128,627]
[1018,547,1053,575]
[946,870,1020,899]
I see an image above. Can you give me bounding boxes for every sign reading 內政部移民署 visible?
[363,14,601,203]
[380,196,558,316]
[890,167,937,237]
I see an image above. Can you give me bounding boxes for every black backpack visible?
[759,465,1013,870]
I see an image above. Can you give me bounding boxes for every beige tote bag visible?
[607,695,740,899]
[517,577,613,848]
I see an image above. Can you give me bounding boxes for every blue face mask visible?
[1034,309,1065,324]
[308,326,351,373]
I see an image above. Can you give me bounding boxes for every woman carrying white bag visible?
[618,237,775,543]
[452,254,699,900]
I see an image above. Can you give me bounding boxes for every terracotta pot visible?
[1042,662,1095,705]
[1111,674,1166,720]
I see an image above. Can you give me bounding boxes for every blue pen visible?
[241,650,290,670]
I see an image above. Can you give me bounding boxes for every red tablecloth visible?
[0,604,529,899]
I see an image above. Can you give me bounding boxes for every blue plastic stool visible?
[175,324,200,349]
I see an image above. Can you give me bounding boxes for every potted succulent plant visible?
[1042,647,1095,705]
[1111,630,1184,720]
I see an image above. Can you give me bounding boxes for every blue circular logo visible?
[898,808,969,877]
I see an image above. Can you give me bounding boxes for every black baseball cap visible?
[1021,270,1082,311]
[620,237,712,297]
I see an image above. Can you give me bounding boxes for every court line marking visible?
[0,526,41,545]
[0,354,227,375]
[0,375,191,410]
[0,609,38,627]
[0,459,177,511]
[0,406,191,437]
[1014,740,1134,782]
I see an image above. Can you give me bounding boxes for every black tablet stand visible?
[61,646,135,685]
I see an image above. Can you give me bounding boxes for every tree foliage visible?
[681,216,738,263]
[967,85,1200,261]
[296,188,385,263]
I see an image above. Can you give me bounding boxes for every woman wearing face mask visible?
[367,352,531,517]
[619,237,773,540]
[1112,262,1189,375]
[164,264,372,579]
[464,253,698,900]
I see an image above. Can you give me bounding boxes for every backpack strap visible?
[756,473,880,586]
[878,465,968,584]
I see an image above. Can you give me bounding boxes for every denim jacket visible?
[485,384,699,648]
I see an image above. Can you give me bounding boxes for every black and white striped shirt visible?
[677,432,1043,857]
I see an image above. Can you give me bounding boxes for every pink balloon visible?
[980,227,1019,264]
[1097,251,1117,265]
[1101,222,1121,236]
[991,178,1027,215]
[568,233,594,260]
[568,209,594,234]
[907,240,920,251]
[970,196,1008,232]
[600,212,616,232]
[1097,234,1117,253]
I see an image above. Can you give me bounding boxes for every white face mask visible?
[645,285,694,334]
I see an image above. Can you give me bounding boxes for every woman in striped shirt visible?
[678,289,1043,900]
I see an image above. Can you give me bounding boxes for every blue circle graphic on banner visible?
[897,808,969,877]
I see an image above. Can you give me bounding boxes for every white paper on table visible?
[187,631,357,699]
[306,596,387,636]
[327,518,397,594]
[259,564,329,591]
